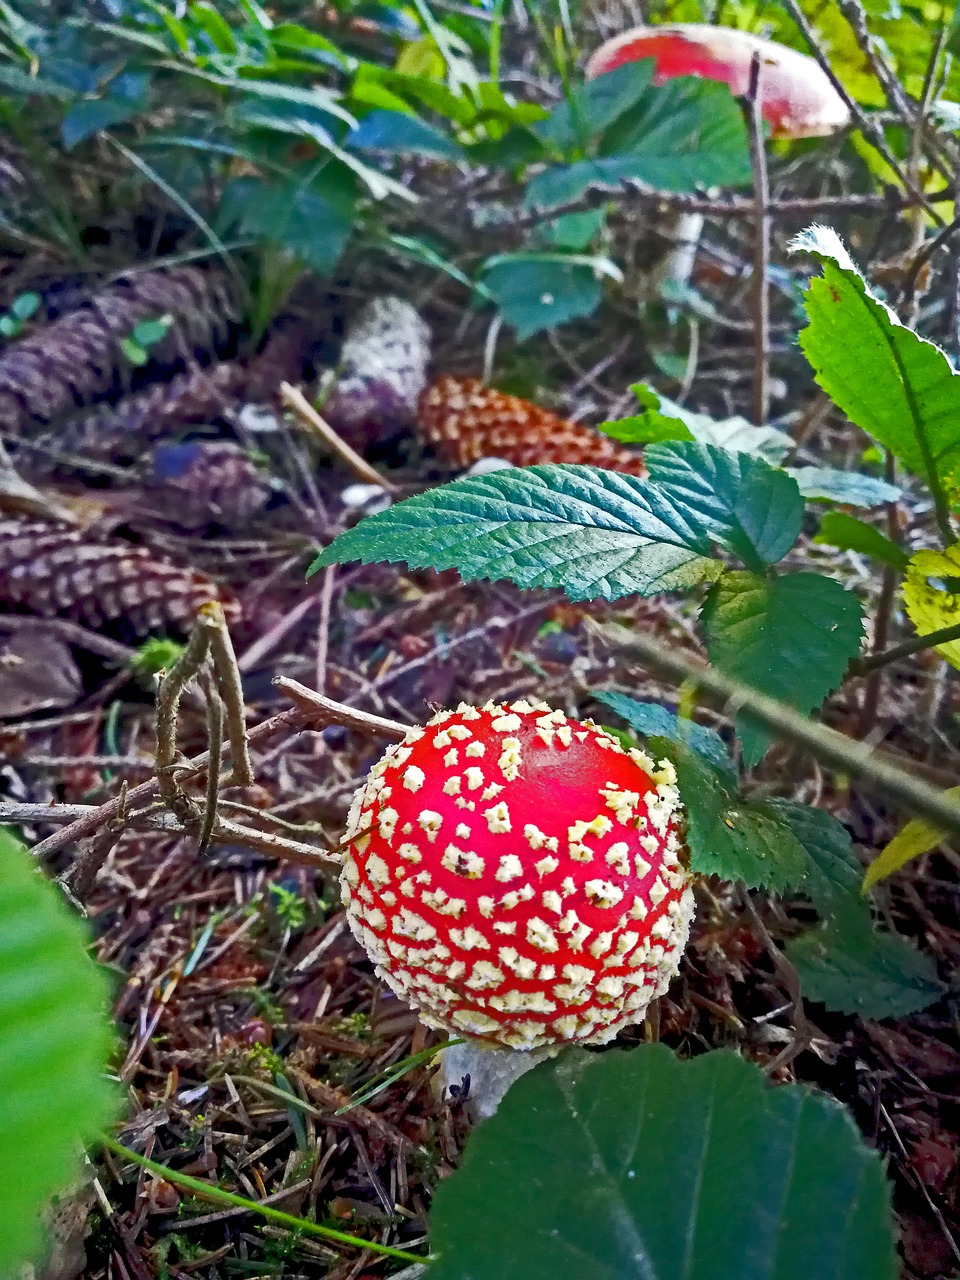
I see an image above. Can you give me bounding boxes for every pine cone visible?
[143,441,271,530]
[0,518,239,635]
[324,297,431,450]
[23,326,306,475]
[0,266,238,436]
[418,376,647,475]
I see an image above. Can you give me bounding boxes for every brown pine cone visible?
[418,376,647,476]
[142,441,271,530]
[0,266,238,436]
[0,518,239,634]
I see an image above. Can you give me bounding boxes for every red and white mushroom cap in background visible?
[339,700,694,1051]
[586,24,851,140]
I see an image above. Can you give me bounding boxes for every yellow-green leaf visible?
[903,544,960,669]
[862,786,960,891]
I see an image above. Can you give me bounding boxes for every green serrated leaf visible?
[766,800,863,914]
[814,512,909,571]
[702,571,865,766]
[349,108,462,159]
[595,690,731,769]
[792,225,960,522]
[645,443,803,568]
[0,830,116,1274]
[653,737,807,890]
[312,463,725,601]
[787,905,944,1018]
[429,1044,898,1280]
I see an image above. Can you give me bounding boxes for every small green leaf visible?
[702,571,865,766]
[792,224,960,516]
[814,512,909,571]
[595,690,731,770]
[787,466,901,508]
[312,464,725,601]
[10,291,40,321]
[0,315,20,338]
[654,738,808,890]
[0,830,116,1274]
[429,1044,898,1280]
[130,316,172,348]
[787,904,944,1018]
[480,253,616,339]
[119,337,148,366]
[604,386,795,463]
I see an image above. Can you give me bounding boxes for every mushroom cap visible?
[339,700,694,1050]
[586,24,851,140]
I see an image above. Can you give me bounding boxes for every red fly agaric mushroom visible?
[585,26,850,291]
[339,700,694,1052]
[585,25,850,140]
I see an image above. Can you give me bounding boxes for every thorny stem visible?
[746,52,770,428]
[202,600,254,787]
[590,620,960,836]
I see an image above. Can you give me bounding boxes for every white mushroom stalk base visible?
[433,1036,559,1122]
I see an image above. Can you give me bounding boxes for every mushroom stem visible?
[653,210,706,294]
[434,1037,559,1121]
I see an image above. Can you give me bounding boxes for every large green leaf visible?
[814,512,909,571]
[314,463,723,599]
[766,800,864,915]
[787,903,944,1018]
[313,444,803,599]
[0,831,116,1274]
[220,167,356,273]
[429,1044,898,1280]
[654,737,808,890]
[701,571,864,766]
[793,225,960,519]
[480,253,614,339]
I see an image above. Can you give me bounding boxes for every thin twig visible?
[858,451,900,733]
[155,624,210,825]
[197,663,223,855]
[588,620,960,836]
[852,619,960,675]
[202,600,254,787]
[280,382,397,494]
[746,52,770,428]
[210,817,338,869]
[273,677,409,740]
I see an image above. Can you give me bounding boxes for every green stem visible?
[590,620,960,836]
[851,619,960,674]
[102,1138,431,1265]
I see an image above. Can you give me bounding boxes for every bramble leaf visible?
[0,830,116,1274]
[429,1044,898,1280]
[766,800,863,914]
[701,571,864,766]
[787,902,944,1018]
[793,224,960,518]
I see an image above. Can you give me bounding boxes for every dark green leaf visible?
[61,71,150,148]
[0,830,116,1274]
[540,208,606,250]
[793,225,960,510]
[702,571,864,766]
[656,738,808,890]
[595,690,731,769]
[814,512,909,571]
[787,466,902,508]
[349,109,462,159]
[312,463,726,601]
[766,800,864,914]
[480,253,611,339]
[787,903,944,1018]
[220,167,356,273]
[645,442,803,568]
[536,60,656,149]
[429,1044,897,1280]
